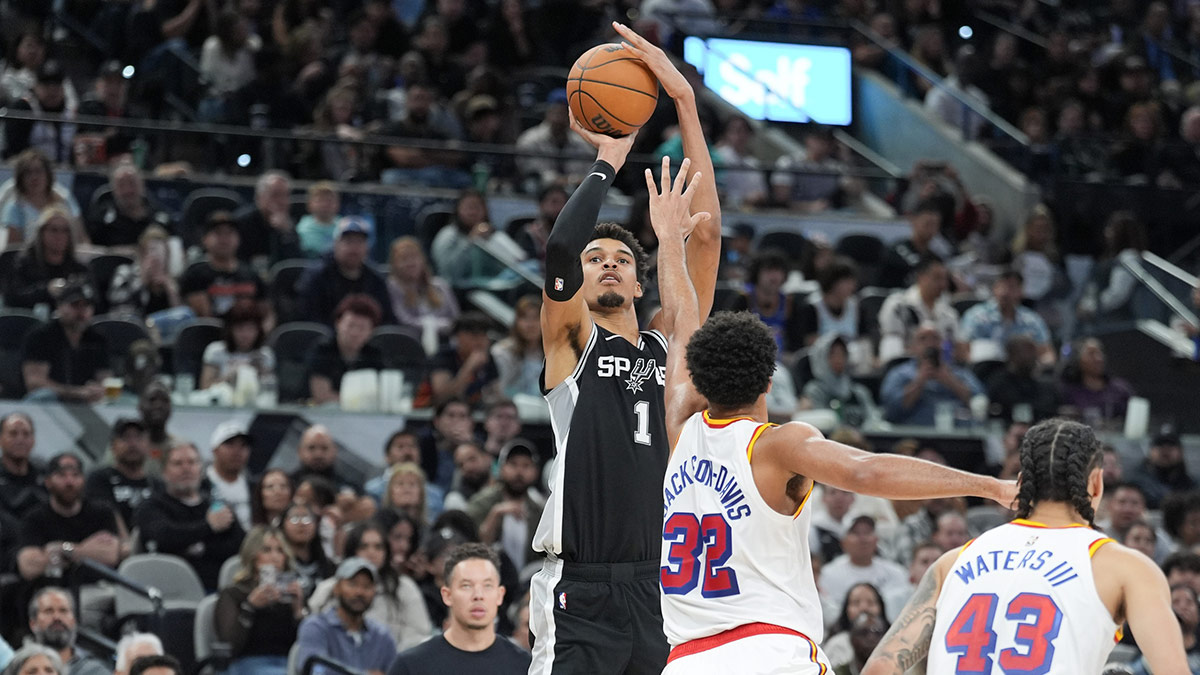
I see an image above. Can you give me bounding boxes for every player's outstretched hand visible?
[645,156,711,240]
[993,478,1019,510]
[568,107,638,171]
[612,22,692,100]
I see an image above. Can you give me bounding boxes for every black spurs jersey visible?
[534,322,670,563]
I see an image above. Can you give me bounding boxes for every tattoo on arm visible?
[865,561,941,672]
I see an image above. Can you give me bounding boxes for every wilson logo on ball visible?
[567,43,660,138]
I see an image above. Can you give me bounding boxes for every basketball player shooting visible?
[645,156,1018,675]
[862,419,1188,675]
[527,26,722,675]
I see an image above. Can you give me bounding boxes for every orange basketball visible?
[567,43,659,138]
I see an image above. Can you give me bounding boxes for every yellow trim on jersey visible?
[1011,518,1087,529]
[801,633,828,674]
[744,422,774,462]
[953,538,977,562]
[1088,537,1116,557]
[1115,627,1124,643]
[703,410,755,429]
[793,480,815,519]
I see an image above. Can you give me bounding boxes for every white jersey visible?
[928,519,1120,675]
[660,411,824,648]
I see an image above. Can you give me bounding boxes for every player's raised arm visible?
[861,551,954,675]
[614,22,723,323]
[541,114,637,390]
[759,423,1017,506]
[1099,545,1190,674]
[645,156,711,448]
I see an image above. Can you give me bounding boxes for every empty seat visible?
[87,253,134,314]
[368,326,427,384]
[414,204,455,254]
[269,322,332,403]
[114,553,206,619]
[268,259,313,325]
[0,311,43,399]
[757,230,811,265]
[180,188,243,248]
[90,315,152,375]
[172,319,225,382]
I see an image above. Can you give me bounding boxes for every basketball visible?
[567,43,660,138]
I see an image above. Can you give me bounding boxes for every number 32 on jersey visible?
[660,512,740,598]
[946,592,1063,675]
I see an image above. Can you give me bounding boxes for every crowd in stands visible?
[0,395,1196,672]
[0,0,1199,672]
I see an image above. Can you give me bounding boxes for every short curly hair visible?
[593,222,649,286]
[686,311,777,408]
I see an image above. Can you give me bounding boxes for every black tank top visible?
[534,323,670,563]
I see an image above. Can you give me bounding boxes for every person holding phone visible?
[214,525,304,675]
[879,323,983,427]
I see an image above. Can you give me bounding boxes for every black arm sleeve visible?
[543,160,615,302]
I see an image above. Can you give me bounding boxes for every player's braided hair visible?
[1015,418,1103,527]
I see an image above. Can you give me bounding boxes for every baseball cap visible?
[499,438,539,466]
[37,61,65,85]
[336,216,372,239]
[335,556,378,583]
[47,452,83,475]
[848,515,876,532]
[56,279,96,306]
[1152,429,1181,447]
[203,211,238,233]
[465,94,499,120]
[111,417,146,437]
[547,88,568,106]
[210,420,251,450]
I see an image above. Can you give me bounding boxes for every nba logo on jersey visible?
[554,277,564,292]
[558,592,567,610]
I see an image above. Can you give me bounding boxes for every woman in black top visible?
[5,207,90,309]
[277,501,333,599]
[305,293,385,405]
[213,525,303,675]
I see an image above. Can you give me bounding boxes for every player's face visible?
[581,238,641,310]
[442,558,504,631]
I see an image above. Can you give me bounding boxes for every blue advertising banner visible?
[684,36,852,125]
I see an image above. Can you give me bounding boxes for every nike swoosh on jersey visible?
[589,172,607,181]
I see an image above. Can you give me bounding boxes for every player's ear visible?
[634,281,643,299]
[1087,465,1104,500]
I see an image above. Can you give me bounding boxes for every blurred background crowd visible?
[1,0,1200,673]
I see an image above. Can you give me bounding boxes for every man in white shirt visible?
[819,516,908,625]
[203,420,252,529]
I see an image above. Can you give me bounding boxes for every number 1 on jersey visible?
[634,400,651,445]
